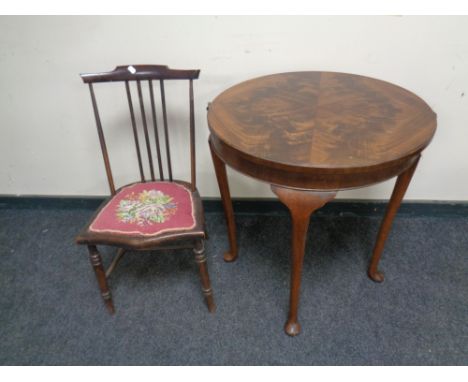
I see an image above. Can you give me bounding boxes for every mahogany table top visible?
[208,72,436,175]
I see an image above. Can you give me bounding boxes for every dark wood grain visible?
[208,72,436,181]
[209,133,419,190]
[208,71,436,336]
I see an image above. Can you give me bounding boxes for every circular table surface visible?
[208,72,436,173]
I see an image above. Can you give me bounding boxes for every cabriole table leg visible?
[209,138,238,262]
[368,156,420,282]
[272,185,336,336]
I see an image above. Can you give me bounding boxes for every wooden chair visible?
[75,65,214,314]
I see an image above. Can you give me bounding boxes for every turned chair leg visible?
[87,245,115,314]
[368,156,420,283]
[193,240,215,312]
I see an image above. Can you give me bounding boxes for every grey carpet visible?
[0,206,466,365]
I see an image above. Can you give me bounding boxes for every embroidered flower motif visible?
[116,189,177,225]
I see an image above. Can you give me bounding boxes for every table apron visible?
[209,135,420,191]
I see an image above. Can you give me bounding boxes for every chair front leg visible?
[193,240,215,312]
[87,245,115,314]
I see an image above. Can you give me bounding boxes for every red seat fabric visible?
[89,182,196,237]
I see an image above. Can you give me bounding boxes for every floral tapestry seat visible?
[76,181,205,248]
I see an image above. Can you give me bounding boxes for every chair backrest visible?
[80,65,200,195]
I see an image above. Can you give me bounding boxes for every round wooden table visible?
[207,71,436,336]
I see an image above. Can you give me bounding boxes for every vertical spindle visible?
[160,79,173,181]
[149,80,164,180]
[189,79,196,191]
[137,80,155,181]
[125,81,145,182]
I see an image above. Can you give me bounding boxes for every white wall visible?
[1,16,467,200]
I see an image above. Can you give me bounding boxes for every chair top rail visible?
[80,65,200,83]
